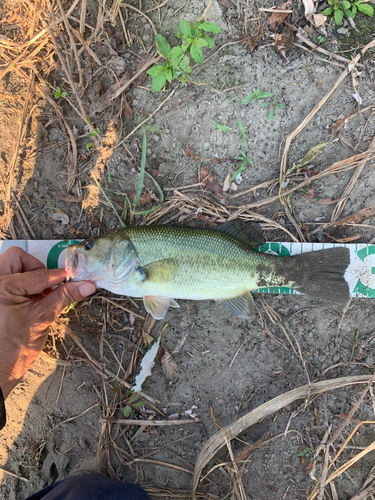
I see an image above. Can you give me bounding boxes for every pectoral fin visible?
[217,291,254,318]
[143,296,179,320]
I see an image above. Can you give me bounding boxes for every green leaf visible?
[335,8,344,24]
[204,35,215,48]
[165,67,173,83]
[210,119,231,131]
[132,400,146,408]
[169,46,183,58]
[151,73,167,93]
[242,89,258,104]
[352,5,357,15]
[190,45,203,64]
[147,64,166,76]
[322,6,334,14]
[179,55,190,70]
[199,22,221,33]
[128,393,138,404]
[342,1,351,9]
[155,35,171,57]
[345,8,354,17]
[238,120,246,143]
[327,0,335,4]
[357,3,373,16]
[276,103,285,109]
[195,37,208,48]
[260,101,269,107]
[180,19,192,36]
[123,406,132,418]
[258,92,274,99]
[267,109,274,121]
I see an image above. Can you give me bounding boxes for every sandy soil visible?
[1,0,375,499]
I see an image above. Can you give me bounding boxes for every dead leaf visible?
[219,0,231,7]
[195,166,227,205]
[312,13,327,27]
[223,173,231,192]
[263,485,279,492]
[138,192,157,206]
[269,12,289,31]
[318,197,340,205]
[161,349,178,381]
[273,28,294,60]
[150,169,162,178]
[332,233,362,243]
[96,78,104,96]
[114,33,126,53]
[133,58,148,86]
[107,56,126,76]
[50,209,69,225]
[249,25,264,51]
[334,207,374,226]
[303,184,315,203]
[58,194,82,203]
[235,433,269,462]
[302,0,315,15]
[185,141,200,159]
[123,98,133,121]
[302,24,315,36]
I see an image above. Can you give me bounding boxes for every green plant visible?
[147,19,221,92]
[231,150,253,182]
[317,35,325,44]
[322,0,373,25]
[242,89,285,120]
[297,447,313,457]
[123,390,146,417]
[86,142,95,150]
[238,120,247,144]
[210,119,231,131]
[90,127,101,138]
[54,86,67,99]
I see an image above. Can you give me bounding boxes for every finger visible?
[2,268,66,297]
[0,247,45,276]
[36,281,96,319]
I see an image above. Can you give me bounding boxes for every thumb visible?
[38,281,96,317]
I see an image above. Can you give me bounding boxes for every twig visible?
[120,3,157,35]
[0,467,29,482]
[101,418,199,426]
[116,89,176,148]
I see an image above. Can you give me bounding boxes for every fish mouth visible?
[65,245,79,279]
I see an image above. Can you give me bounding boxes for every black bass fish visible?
[65,222,350,320]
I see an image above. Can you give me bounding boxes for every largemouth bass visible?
[65,223,350,320]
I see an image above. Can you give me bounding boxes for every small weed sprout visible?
[147,19,221,92]
[231,150,253,182]
[242,88,285,121]
[86,142,95,150]
[54,86,67,99]
[322,0,373,25]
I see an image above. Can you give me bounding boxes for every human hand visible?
[0,247,96,399]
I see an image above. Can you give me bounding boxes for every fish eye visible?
[84,240,94,251]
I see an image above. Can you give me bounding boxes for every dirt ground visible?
[1,0,375,499]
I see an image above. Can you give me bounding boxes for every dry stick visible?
[0,37,49,83]
[192,374,374,496]
[224,437,246,500]
[295,32,365,70]
[120,3,157,35]
[330,135,375,223]
[101,418,199,426]
[279,38,375,229]
[109,54,160,101]
[0,467,29,483]
[55,0,83,89]
[145,0,170,12]
[44,19,98,140]
[80,0,87,34]
[294,43,346,69]
[66,327,160,404]
[116,89,176,148]
[310,371,375,500]
[279,38,375,180]
[0,0,81,51]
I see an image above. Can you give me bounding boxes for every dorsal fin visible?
[214,221,264,248]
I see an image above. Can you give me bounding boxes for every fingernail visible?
[78,283,96,297]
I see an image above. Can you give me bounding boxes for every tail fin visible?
[288,247,350,304]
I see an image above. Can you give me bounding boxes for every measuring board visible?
[0,240,374,298]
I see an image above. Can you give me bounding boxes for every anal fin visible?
[217,291,254,318]
[143,296,180,320]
